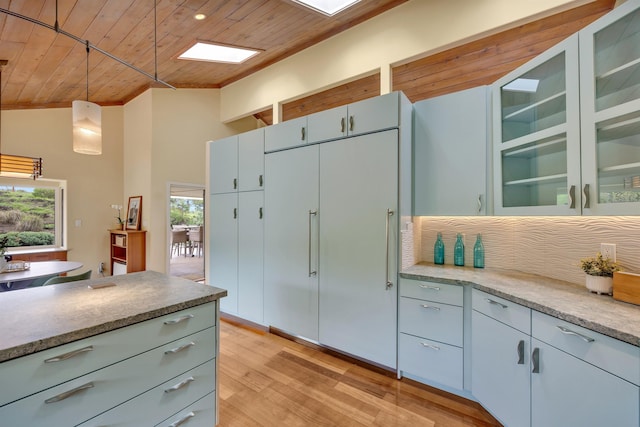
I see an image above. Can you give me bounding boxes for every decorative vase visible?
[585,274,613,295]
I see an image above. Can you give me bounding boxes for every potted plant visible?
[580,252,621,295]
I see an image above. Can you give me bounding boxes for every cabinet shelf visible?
[503,91,566,121]
[504,173,567,187]
[597,114,640,141]
[502,136,566,158]
[599,161,640,174]
[598,56,640,80]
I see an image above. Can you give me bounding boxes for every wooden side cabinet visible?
[109,230,146,275]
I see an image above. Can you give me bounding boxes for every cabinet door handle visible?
[557,325,595,343]
[44,345,93,363]
[420,342,440,351]
[349,115,354,131]
[168,412,196,427]
[569,185,576,209]
[385,209,394,290]
[163,314,194,325]
[517,340,525,365]
[420,304,441,311]
[233,178,237,190]
[583,184,591,209]
[165,376,195,393]
[485,298,507,309]
[532,347,540,373]
[477,194,483,214]
[164,341,195,355]
[340,117,346,133]
[419,284,440,291]
[233,207,237,219]
[259,207,263,219]
[301,127,306,141]
[259,174,264,187]
[45,382,94,404]
[308,210,317,277]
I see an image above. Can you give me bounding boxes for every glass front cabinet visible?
[493,0,640,215]
[580,0,640,215]
[493,35,581,215]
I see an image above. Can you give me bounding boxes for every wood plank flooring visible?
[218,319,501,427]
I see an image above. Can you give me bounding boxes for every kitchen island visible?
[0,271,226,427]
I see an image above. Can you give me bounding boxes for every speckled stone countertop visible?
[401,263,640,347]
[0,271,227,363]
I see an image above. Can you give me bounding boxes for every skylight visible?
[503,78,540,93]
[178,42,260,64]
[292,0,361,16]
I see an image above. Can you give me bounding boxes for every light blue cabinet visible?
[318,130,398,368]
[237,191,264,324]
[210,193,238,315]
[264,144,320,340]
[413,86,490,215]
[209,135,238,194]
[238,128,265,192]
[307,92,401,143]
[264,116,307,152]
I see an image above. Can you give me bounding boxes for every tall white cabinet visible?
[263,92,411,368]
[208,128,265,322]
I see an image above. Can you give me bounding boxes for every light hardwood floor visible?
[218,319,501,427]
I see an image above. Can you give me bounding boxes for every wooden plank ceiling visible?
[0,0,407,109]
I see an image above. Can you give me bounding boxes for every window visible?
[0,178,66,252]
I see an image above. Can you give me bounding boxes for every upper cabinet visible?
[492,35,581,215]
[264,116,307,152]
[579,0,640,215]
[307,92,400,143]
[414,86,490,216]
[493,0,640,215]
[209,128,264,194]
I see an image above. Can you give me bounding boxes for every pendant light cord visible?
[85,40,90,102]
[154,0,158,81]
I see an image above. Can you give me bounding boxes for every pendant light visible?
[72,41,102,155]
[0,59,43,179]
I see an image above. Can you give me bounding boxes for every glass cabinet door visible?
[580,1,640,215]
[493,35,581,215]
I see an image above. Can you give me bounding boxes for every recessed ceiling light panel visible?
[178,42,260,64]
[292,0,361,16]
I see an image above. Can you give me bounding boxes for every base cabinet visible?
[0,302,218,427]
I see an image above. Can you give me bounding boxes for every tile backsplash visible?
[410,216,640,285]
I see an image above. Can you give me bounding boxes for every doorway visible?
[168,184,205,281]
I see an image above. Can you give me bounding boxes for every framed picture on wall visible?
[126,196,142,230]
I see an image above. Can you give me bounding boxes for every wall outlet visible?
[600,243,616,262]
[98,262,104,274]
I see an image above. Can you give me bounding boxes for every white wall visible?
[2,106,124,274]
[220,0,591,122]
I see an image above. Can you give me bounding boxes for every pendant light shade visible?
[72,100,102,155]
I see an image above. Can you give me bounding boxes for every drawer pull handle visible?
[44,345,93,363]
[420,304,441,311]
[532,347,540,374]
[557,325,595,343]
[419,284,440,291]
[517,340,525,365]
[165,341,195,355]
[420,342,440,351]
[45,382,94,404]
[165,376,195,393]
[485,298,507,309]
[340,117,346,133]
[168,411,195,427]
[164,314,194,325]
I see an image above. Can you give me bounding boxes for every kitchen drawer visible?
[400,278,463,306]
[0,327,216,427]
[532,310,640,385]
[156,390,216,427]
[472,289,531,334]
[0,302,215,407]
[79,358,216,426]
[399,297,463,347]
[265,116,308,152]
[399,333,463,390]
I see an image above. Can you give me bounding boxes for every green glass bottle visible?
[434,232,445,265]
[454,233,464,266]
[473,233,485,268]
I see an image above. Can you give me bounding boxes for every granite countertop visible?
[0,271,227,363]
[401,263,640,347]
